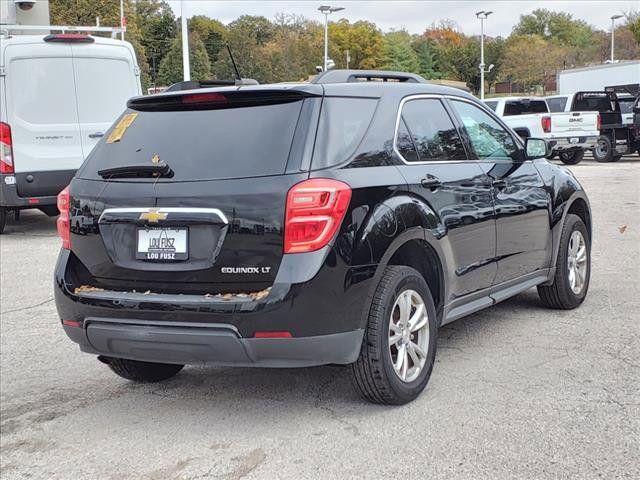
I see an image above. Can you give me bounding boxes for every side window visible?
[450,100,520,161]
[547,97,567,112]
[484,101,498,111]
[398,98,467,162]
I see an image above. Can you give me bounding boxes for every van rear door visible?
[5,42,83,196]
[71,42,141,157]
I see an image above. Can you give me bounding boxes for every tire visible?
[538,214,590,309]
[107,358,184,382]
[0,207,6,234]
[593,135,614,162]
[350,266,438,405]
[558,149,584,165]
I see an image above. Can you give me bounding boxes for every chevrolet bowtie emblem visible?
[139,210,167,223]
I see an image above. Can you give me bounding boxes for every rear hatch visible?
[549,112,599,135]
[69,86,323,295]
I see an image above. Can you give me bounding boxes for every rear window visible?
[312,97,378,169]
[484,101,498,111]
[78,100,304,181]
[618,98,634,114]
[546,97,567,112]
[503,100,549,115]
[572,94,615,112]
[8,57,78,124]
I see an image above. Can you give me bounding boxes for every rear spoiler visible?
[127,88,320,112]
[312,69,428,84]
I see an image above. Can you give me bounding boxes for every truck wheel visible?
[0,207,6,234]
[593,135,614,162]
[538,214,590,310]
[350,266,438,405]
[559,149,584,165]
[106,358,184,382]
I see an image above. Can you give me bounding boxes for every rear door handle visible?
[88,132,104,139]
[421,175,442,189]
[492,179,507,190]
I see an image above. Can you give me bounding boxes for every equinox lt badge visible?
[221,267,271,274]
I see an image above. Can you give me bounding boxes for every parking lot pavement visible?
[1,158,638,480]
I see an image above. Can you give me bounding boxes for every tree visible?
[411,36,441,79]
[624,10,640,44]
[157,32,212,86]
[328,20,384,69]
[50,0,151,90]
[381,30,419,73]
[136,0,176,86]
[500,35,565,90]
[189,15,227,66]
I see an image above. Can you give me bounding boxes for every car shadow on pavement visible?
[1,209,57,236]
[114,290,546,414]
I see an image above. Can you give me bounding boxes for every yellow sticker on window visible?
[106,113,138,144]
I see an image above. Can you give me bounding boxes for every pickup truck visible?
[546,91,634,162]
[484,96,599,164]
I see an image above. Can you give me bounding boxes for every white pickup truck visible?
[484,96,600,164]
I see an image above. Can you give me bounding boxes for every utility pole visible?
[181,0,190,81]
[476,10,493,100]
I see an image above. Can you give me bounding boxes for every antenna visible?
[226,44,241,81]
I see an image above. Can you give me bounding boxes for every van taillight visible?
[541,116,552,133]
[597,114,601,130]
[57,186,71,250]
[284,178,352,254]
[0,122,14,174]
[44,34,94,43]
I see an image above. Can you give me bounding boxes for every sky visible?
[167,1,636,37]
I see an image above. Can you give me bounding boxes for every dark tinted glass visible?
[618,98,634,113]
[504,100,548,115]
[546,97,567,112]
[484,101,498,111]
[572,95,614,112]
[78,101,304,181]
[312,97,378,169]
[400,99,466,161]
[396,118,419,162]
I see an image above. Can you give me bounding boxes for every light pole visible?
[318,5,344,71]
[181,0,190,81]
[610,14,623,63]
[476,10,493,100]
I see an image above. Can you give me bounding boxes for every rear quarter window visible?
[546,97,567,112]
[311,97,378,169]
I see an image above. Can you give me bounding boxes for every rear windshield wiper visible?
[98,163,173,179]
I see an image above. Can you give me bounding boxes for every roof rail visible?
[312,69,428,84]
[165,78,259,92]
[0,24,125,39]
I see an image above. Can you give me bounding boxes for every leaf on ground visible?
[618,225,627,234]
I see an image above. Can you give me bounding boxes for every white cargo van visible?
[0,31,141,233]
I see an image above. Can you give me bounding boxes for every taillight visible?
[284,178,352,254]
[181,92,227,105]
[0,122,14,174]
[597,114,601,130]
[44,34,94,43]
[57,186,71,249]
[541,116,552,133]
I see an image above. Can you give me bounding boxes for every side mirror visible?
[524,138,549,160]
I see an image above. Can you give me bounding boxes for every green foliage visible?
[626,10,640,44]
[382,30,419,73]
[500,34,565,89]
[328,20,384,69]
[189,15,227,66]
[157,32,212,85]
[136,0,176,85]
[410,36,440,79]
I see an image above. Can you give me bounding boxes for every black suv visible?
[54,70,592,405]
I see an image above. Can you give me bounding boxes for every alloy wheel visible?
[388,289,430,383]
[567,230,588,294]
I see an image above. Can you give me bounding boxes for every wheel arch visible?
[551,191,592,270]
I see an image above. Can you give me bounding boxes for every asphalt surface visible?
[1,157,639,480]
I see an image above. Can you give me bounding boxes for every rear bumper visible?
[55,248,375,367]
[0,174,58,207]
[64,319,363,367]
[548,135,599,151]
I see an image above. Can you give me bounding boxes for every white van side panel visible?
[71,43,141,157]
[5,43,84,174]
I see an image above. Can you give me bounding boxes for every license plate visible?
[136,227,188,261]
[569,137,580,144]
